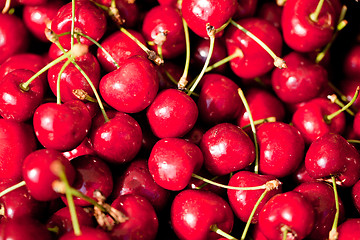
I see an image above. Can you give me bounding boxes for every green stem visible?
[194,176,219,190]
[56,59,72,104]
[241,190,269,240]
[0,180,26,198]
[238,88,259,174]
[327,94,355,116]
[178,18,191,89]
[309,0,325,22]
[347,139,360,144]
[241,117,276,130]
[157,44,163,60]
[205,49,242,73]
[210,224,238,240]
[327,81,349,104]
[68,188,107,212]
[282,227,288,240]
[329,175,340,240]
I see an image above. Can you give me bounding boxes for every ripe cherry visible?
[344,44,360,78]
[352,179,360,214]
[337,218,360,240]
[59,226,111,240]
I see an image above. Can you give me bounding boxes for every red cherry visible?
[305,133,360,187]
[171,189,234,240]
[281,0,339,52]
[99,55,160,113]
[338,77,360,111]
[97,29,147,73]
[200,123,255,176]
[33,100,92,151]
[0,119,37,181]
[257,122,305,178]
[233,0,258,19]
[337,218,360,240]
[197,73,242,126]
[271,51,328,104]
[16,0,48,5]
[60,226,111,240]
[0,14,29,64]
[258,191,315,240]
[90,111,143,165]
[110,194,159,240]
[22,148,76,201]
[352,179,360,214]
[181,0,237,38]
[47,52,101,103]
[146,88,198,138]
[344,44,360,78]
[225,17,283,79]
[142,5,185,59]
[257,1,283,30]
[148,137,203,191]
[50,0,107,49]
[62,137,95,161]
[227,171,282,223]
[0,69,44,122]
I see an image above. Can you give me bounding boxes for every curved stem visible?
[1,0,11,14]
[205,49,242,73]
[178,18,191,89]
[241,117,276,130]
[0,180,26,198]
[329,175,340,240]
[347,139,360,144]
[282,227,288,240]
[56,59,72,104]
[327,94,354,116]
[309,0,325,22]
[238,88,259,174]
[210,224,238,240]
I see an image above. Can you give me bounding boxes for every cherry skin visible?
[258,191,315,240]
[33,100,92,152]
[61,155,113,207]
[0,69,44,122]
[62,137,95,161]
[181,0,237,38]
[171,189,234,240]
[344,44,360,78]
[233,0,257,19]
[352,111,360,138]
[90,111,143,165]
[97,29,148,73]
[305,132,360,187]
[352,179,360,214]
[22,148,76,201]
[281,0,339,52]
[291,97,346,145]
[0,14,29,64]
[59,227,111,240]
[99,55,160,113]
[148,137,204,191]
[257,121,305,178]
[227,171,282,223]
[0,119,37,181]
[109,194,159,240]
[111,158,170,211]
[271,51,328,104]
[197,73,242,126]
[257,1,283,30]
[47,52,101,103]
[142,5,185,59]
[338,77,360,111]
[225,17,283,80]
[200,122,255,176]
[50,0,107,49]
[337,218,360,240]
[146,88,198,138]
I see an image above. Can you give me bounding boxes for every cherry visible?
[227,171,282,223]
[281,0,339,52]
[344,44,360,78]
[0,119,37,181]
[62,155,113,207]
[0,13,29,64]
[271,51,328,104]
[352,179,360,214]
[197,73,242,126]
[99,55,160,113]
[257,1,283,30]
[22,0,63,42]
[171,189,234,240]
[47,52,101,103]
[146,88,198,138]
[62,137,95,161]
[258,191,315,240]
[200,122,255,176]
[50,0,107,49]
[141,5,185,59]
[291,97,346,144]
[148,137,203,191]
[236,87,285,128]
[257,121,305,178]
[90,111,143,165]
[225,17,283,80]
[292,161,319,185]
[97,29,148,73]
[16,0,48,5]
[109,194,159,240]
[233,0,257,19]
[338,77,360,111]
[33,100,92,151]
[337,218,360,240]
[181,0,236,38]
[0,69,45,122]
[59,226,111,240]
[111,158,170,211]
[352,111,360,138]
[22,148,76,201]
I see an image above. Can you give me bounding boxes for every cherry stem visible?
[187,24,215,96]
[56,59,72,104]
[230,20,287,69]
[282,227,288,240]
[241,189,269,240]
[347,139,360,144]
[210,224,238,240]
[194,175,219,190]
[0,180,26,198]
[309,0,325,23]
[316,5,348,63]
[325,86,359,122]
[241,117,277,130]
[238,88,259,174]
[327,81,350,104]
[327,94,355,116]
[205,49,242,73]
[1,0,11,13]
[329,175,340,240]
[178,17,191,90]
[71,0,76,49]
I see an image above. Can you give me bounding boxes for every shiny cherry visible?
[352,179,360,214]
[337,218,360,240]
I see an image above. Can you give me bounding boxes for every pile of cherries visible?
[0,0,360,239]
